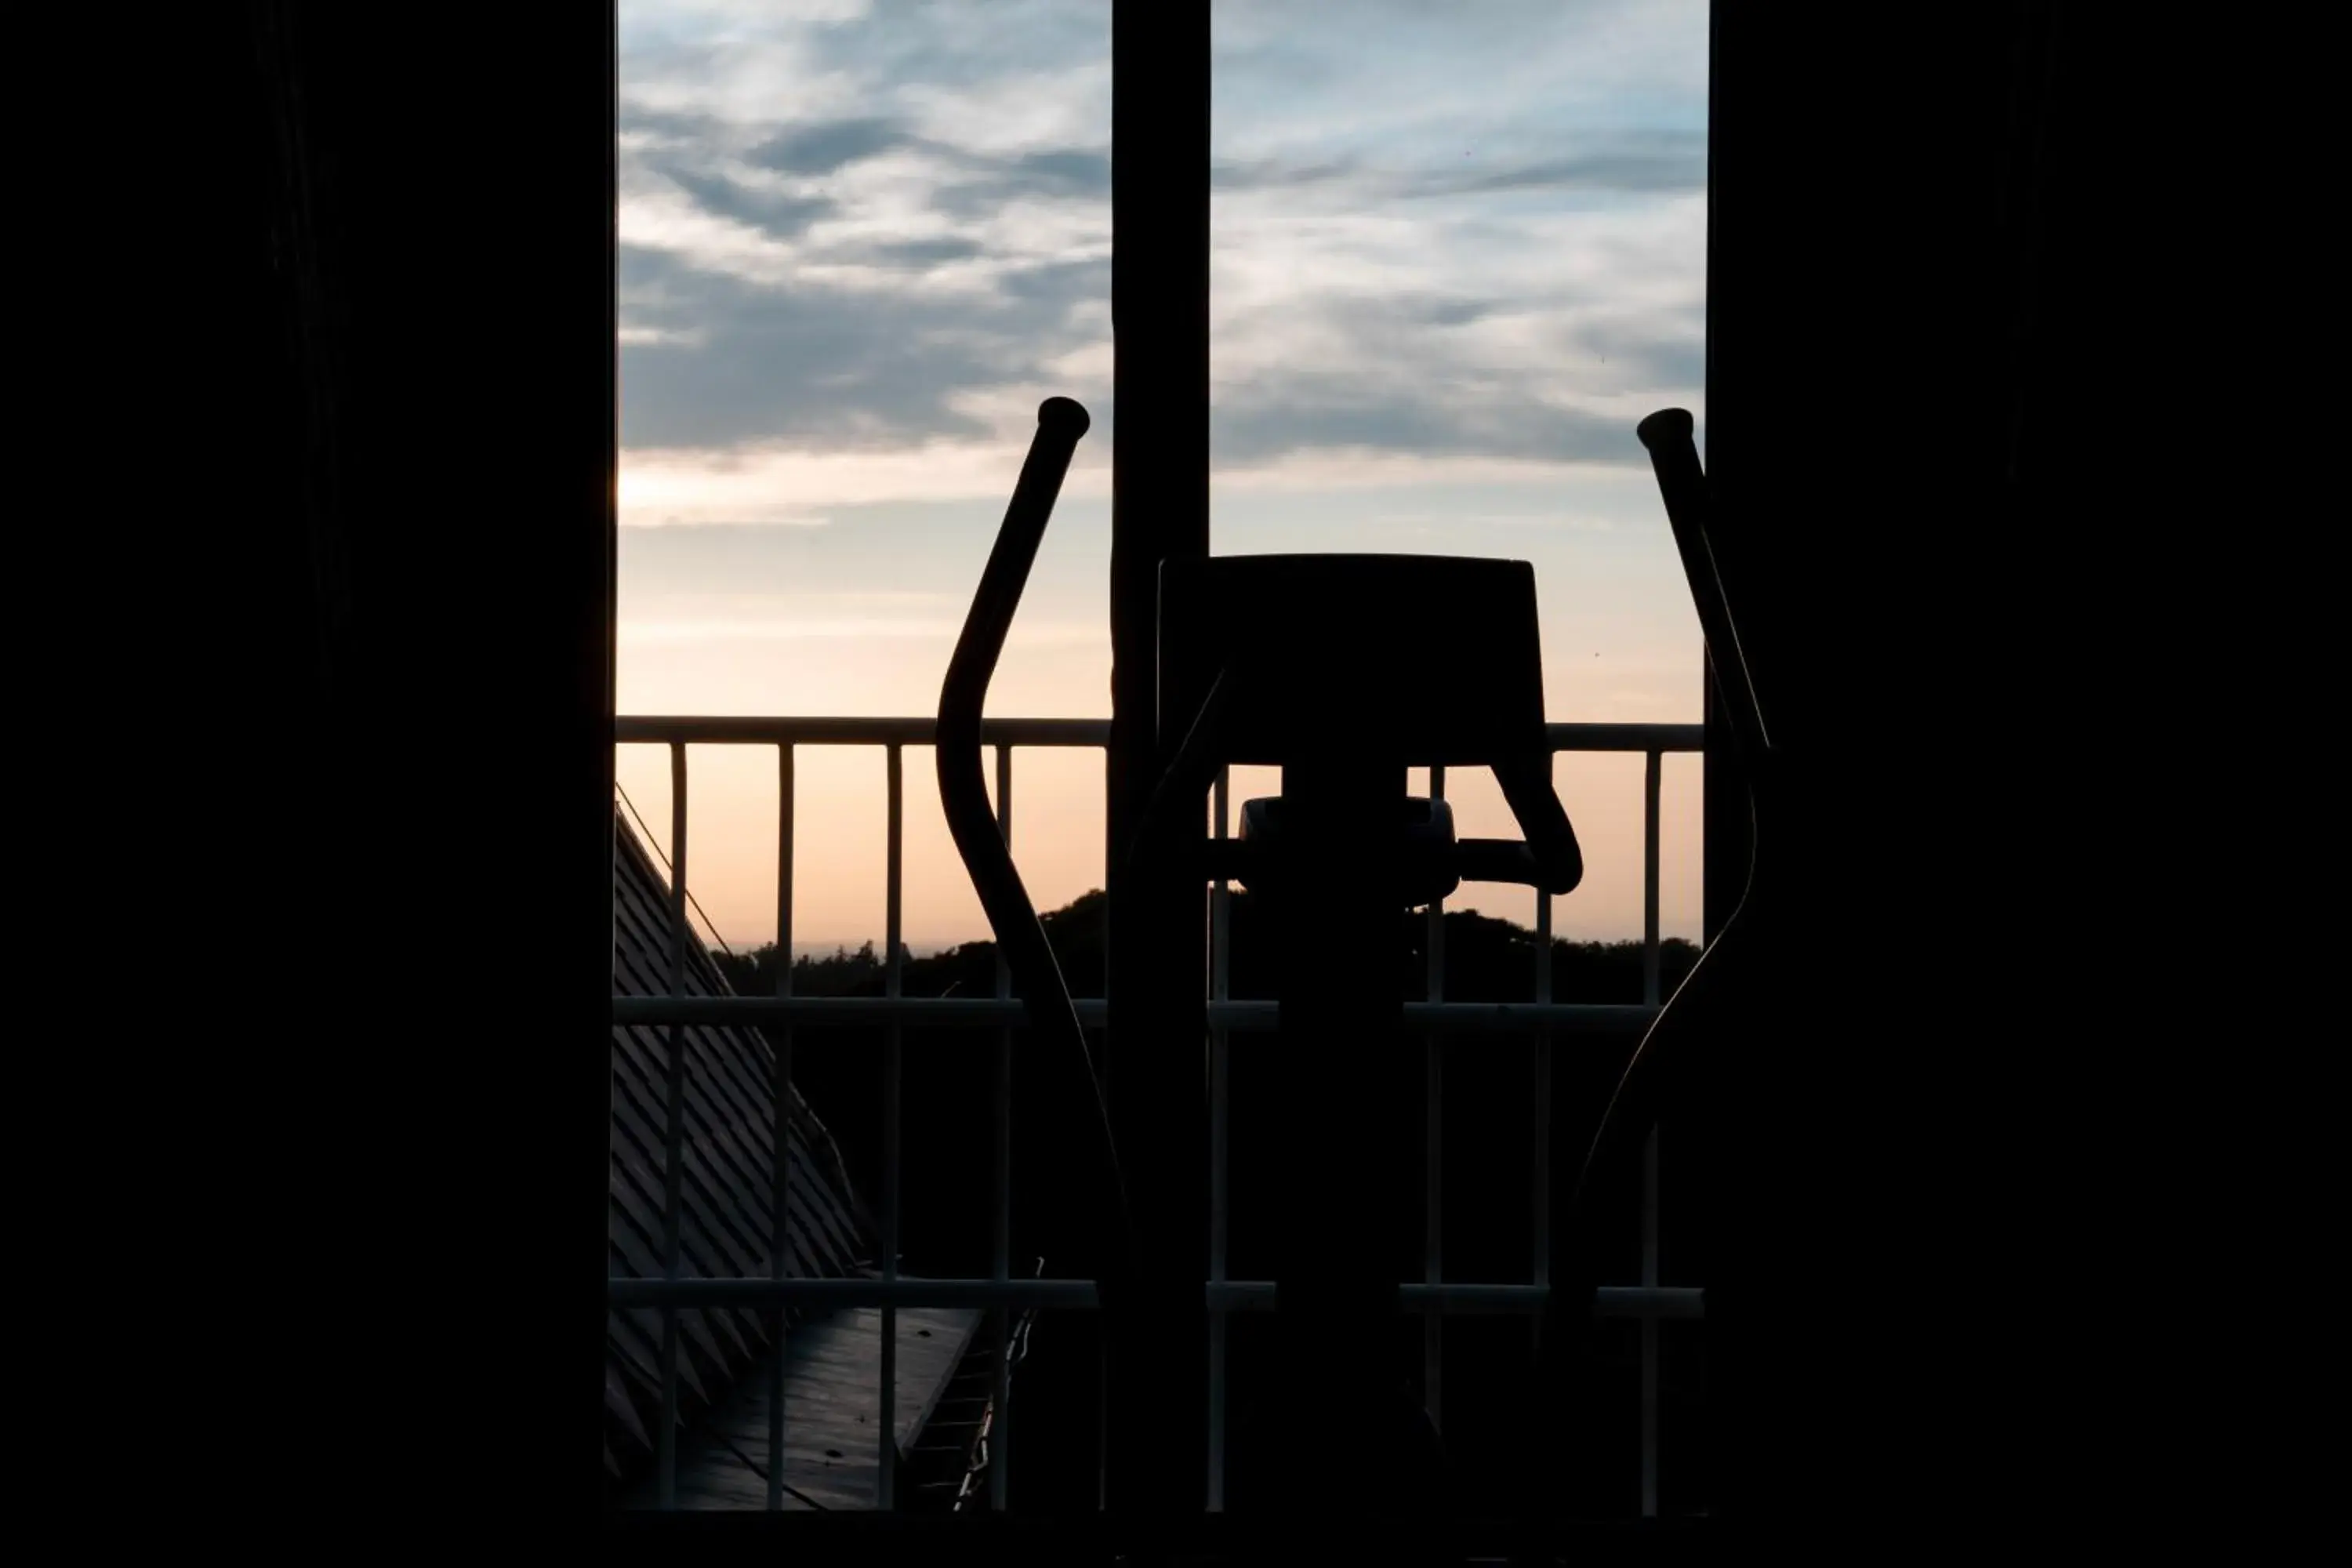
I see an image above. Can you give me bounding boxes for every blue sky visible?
[615,0,1710,950]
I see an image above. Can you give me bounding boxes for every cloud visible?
[1371,510,1619,533]
[615,0,1706,513]
[652,167,836,241]
[1211,128,1707,202]
[616,430,1109,525]
[619,617,1099,648]
[1209,448,1645,497]
[1211,378,1635,468]
[619,241,1109,451]
[748,115,909,175]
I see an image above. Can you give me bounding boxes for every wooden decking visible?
[627,1303,983,1511]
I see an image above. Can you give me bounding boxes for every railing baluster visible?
[1093,750,1109,1519]
[1642,749,1663,1515]
[659,741,688,1508]
[1642,1123,1661,1518]
[619,996,1657,1033]
[619,1276,1699,1317]
[612,715,1696,752]
[769,743,794,1511]
[1425,765,1446,1432]
[880,742,904,1509]
[1644,750,1663,1008]
[605,717,1709,1512]
[992,742,1014,1511]
[1207,765,1232,1512]
[1533,830,1553,1356]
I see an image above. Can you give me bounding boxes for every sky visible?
[615,0,1710,954]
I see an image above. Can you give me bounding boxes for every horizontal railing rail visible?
[616,714,1700,753]
[611,714,1704,1517]
[609,1276,1703,1317]
[612,996,1660,1031]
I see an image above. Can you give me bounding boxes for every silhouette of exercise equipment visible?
[1507,408,1760,1555]
[938,397,1599,1533]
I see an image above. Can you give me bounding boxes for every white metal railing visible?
[612,714,1705,1515]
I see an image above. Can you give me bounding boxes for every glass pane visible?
[1210,1,1713,1524]
[1211,0,1709,942]
[617,2,1114,954]
[610,1,1116,1516]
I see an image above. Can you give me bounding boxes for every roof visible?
[608,808,982,1504]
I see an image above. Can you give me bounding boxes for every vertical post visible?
[880,742,904,1508]
[1106,0,1212,937]
[1642,1124,1661,1519]
[1107,0,1212,866]
[1105,0,1212,1523]
[992,742,1014,1512]
[659,742,688,1507]
[1532,808,1554,1356]
[1098,745,1115,1520]
[1207,765,1231,1512]
[1644,750,1664,1007]
[769,744,795,1510]
[1641,749,1663,1515]
[1424,765,1446,1433]
[1276,747,1406,1515]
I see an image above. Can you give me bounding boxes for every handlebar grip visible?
[1635,405,1694,452]
[1201,836,1554,892]
[1635,406,1769,760]
[1636,409,1710,583]
[1492,752,1584,896]
[939,400,1092,736]
[1037,394,1091,442]
[1454,839,1544,887]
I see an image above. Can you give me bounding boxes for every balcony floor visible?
[623,1303,981,1511]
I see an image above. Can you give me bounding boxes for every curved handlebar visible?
[1493,753,1584,896]
[936,398,1136,1278]
[1636,408,1769,763]
[1197,835,1562,893]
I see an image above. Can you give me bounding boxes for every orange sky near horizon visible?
[613,654,1706,956]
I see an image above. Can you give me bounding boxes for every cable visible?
[952,1258,1047,1512]
[615,781,738,961]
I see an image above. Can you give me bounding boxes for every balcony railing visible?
[612,713,1705,1516]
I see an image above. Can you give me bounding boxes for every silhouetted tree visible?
[715,888,1688,1010]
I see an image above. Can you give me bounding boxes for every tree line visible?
[713,886,1698,1007]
